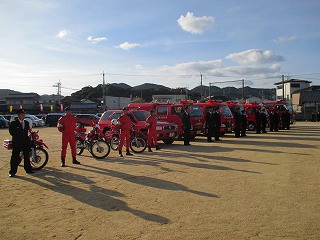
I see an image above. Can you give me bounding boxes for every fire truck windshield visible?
[220,105,233,117]
[190,106,203,117]
[132,111,149,121]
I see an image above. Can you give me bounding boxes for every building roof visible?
[293,86,320,103]
[300,90,320,103]
[5,93,40,99]
[274,78,312,85]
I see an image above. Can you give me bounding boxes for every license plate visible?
[169,133,175,137]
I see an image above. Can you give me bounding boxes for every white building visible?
[152,95,186,103]
[274,79,311,101]
[103,96,131,110]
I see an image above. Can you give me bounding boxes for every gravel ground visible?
[0,122,319,240]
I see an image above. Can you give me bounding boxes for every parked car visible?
[98,109,178,144]
[10,114,45,128]
[0,115,9,128]
[44,113,65,127]
[75,114,100,126]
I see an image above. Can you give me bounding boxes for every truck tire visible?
[248,122,255,131]
[163,139,174,144]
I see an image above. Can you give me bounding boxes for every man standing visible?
[181,106,191,146]
[9,109,34,177]
[233,108,241,138]
[261,107,267,133]
[205,106,214,142]
[117,107,133,157]
[269,108,275,132]
[146,109,160,152]
[255,108,262,134]
[212,107,221,141]
[57,106,80,167]
[241,110,248,137]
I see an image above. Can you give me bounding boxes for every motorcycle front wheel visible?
[76,138,84,155]
[90,140,111,159]
[30,147,49,170]
[110,136,119,151]
[130,137,147,153]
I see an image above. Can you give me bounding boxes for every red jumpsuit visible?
[117,114,132,151]
[146,115,158,146]
[58,114,77,158]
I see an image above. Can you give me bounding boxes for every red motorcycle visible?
[3,130,49,170]
[75,122,110,159]
[105,121,147,153]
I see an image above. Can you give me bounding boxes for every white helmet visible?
[111,119,118,125]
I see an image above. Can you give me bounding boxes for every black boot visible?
[155,145,161,150]
[119,150,123,157]
[72,157,80,165]
[61,157,66,167]
[148,146,153,152]
[126,150,133,156]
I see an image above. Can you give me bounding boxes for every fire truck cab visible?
[127,101,205,139]
[197,100,234,135]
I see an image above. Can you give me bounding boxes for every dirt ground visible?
[0,122,319,240]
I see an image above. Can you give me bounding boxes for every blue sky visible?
[0,0,320,95]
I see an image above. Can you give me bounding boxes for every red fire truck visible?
[242,102,261,131]
[127,101,205,139]
[197,100,234,135]
[263,100,295,125]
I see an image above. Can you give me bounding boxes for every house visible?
[5,93,40,113]
[61,97,98,113]
[274,79,311,101]
[291,86,320,120]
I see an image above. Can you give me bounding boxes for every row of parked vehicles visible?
[2,100,295,172]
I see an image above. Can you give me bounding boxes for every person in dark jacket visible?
[241,110,248,137]
[181,106,191,146]
[8,109,34,177]
[212,107,221,141]
[233,108,241,138]
[269,108,276,132]
[255,108,262,134]
[261,108,267,133]
[274,109,280,131]
[205,106,214,142]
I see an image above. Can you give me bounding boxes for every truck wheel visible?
[163,139,174,144]
[248,122,255,131]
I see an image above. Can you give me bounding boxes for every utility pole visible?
[53,80,62,102]
[200,73,203,100]
[102,72,106,110]
[282,74,285,100]
[242,79,244,100]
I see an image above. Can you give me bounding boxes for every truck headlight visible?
[156,126,163,130]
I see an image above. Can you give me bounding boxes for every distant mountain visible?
[133,83,170,91]
[0,89,21,99]
[109,83,132,89]
[1,82,276,103]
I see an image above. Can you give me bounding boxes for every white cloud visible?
[226,49,285,65]
[87,36,108,44]
[225,64,281,76]
[117,42,141,50]
[273,35,297,44]
[161,60,222,73]
[177,12,215,34]
[56,29,71,39]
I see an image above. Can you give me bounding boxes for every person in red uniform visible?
[117,107,133,157]
[57,106,80,167]
[146,109,160,152]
